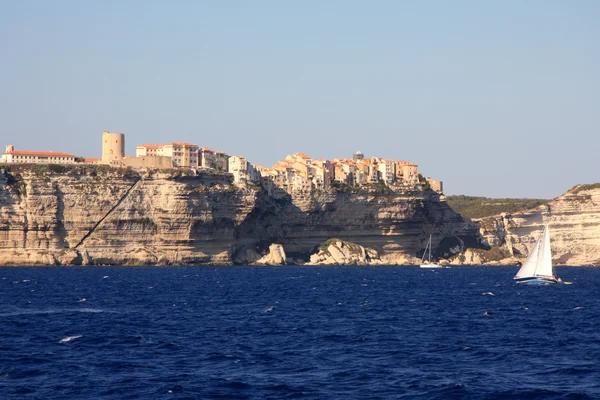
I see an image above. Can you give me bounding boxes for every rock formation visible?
[307,239,381,266]
[252,243,287,266]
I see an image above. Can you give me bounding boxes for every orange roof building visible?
[1,145,75,164]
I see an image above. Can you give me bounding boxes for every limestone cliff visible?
[0,165,254,266]
[465,184,600,266]
[0,165,478,266]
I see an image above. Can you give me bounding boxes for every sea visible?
[1,266,599,400]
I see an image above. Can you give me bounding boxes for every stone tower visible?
[101,131,125,164]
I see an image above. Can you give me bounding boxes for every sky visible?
[1,1,598,199]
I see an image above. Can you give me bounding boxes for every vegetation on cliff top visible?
[569,183,600,195]
[1,163,140,179]
[0,164,234,182]
[446,195,549,219]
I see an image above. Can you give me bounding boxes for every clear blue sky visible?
[1,1,598,198]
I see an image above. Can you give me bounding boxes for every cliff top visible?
[567,183,600,195]
[445,195,549,219]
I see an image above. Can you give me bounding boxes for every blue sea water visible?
[1,266,599,400]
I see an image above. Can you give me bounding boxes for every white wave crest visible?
[59,335,82,343]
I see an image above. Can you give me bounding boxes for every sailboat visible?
[420,234,441,268]
[514,224,560,284]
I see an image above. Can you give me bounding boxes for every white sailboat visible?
[420,234,441,268]
[514,224,560,284]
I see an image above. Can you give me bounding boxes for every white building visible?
[228,156,259,183]
[377,159,396,184]
[1,145,75,164]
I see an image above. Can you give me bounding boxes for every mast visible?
[421,234,432,263]
[428,234,432,262]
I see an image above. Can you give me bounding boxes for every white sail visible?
[514,225,553,279]
[535,225,553,277]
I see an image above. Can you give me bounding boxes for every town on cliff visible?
[5,131,599,267]
[0,131,443,195]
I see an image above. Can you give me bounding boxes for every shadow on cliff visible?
[233,187,485,265]
[232,189,306,264]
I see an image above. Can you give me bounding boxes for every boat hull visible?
[514,276,559,285]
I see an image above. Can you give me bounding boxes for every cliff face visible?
[0,165,478,266]
[475,185,600,266]
[233,189,478,265]
[0,166,255,266]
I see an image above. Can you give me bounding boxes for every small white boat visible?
[514,224,560,285]
[420,234,443,268]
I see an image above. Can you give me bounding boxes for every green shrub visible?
[48,164,71,174]
[445,195,549,219]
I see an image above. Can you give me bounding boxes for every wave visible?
[0,308,105,317]
[59,335,82,343]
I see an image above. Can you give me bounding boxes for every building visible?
[214,151,229,171]
[426,178,444,194]
[377,159,396,184]
[307,159,333,189]
[396,161,419,185]
[135,144,162,157]
[101,131,125,165]
[228,156,260,183]
[160,143,199,168]
[199,147,215,169]
[332,160,357,185]
[1,145,75,164]
[353,150,364,160]
[286,153,311,163]
[136,142,199,168]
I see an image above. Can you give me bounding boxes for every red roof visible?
[137,144,163,149]
[85,158,101,162]
[396,160,418,166]
[169,142,197,147]
[272,165,289,172]
[4,150,74,157]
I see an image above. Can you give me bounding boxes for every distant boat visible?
[420,234,442,268]
[514,224,561,285]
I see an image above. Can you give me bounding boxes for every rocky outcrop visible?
[459,184,600,266]
[0,165,479,266]
[252,243,287,266]
[449,247,520,266]
[307,239,381,265]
